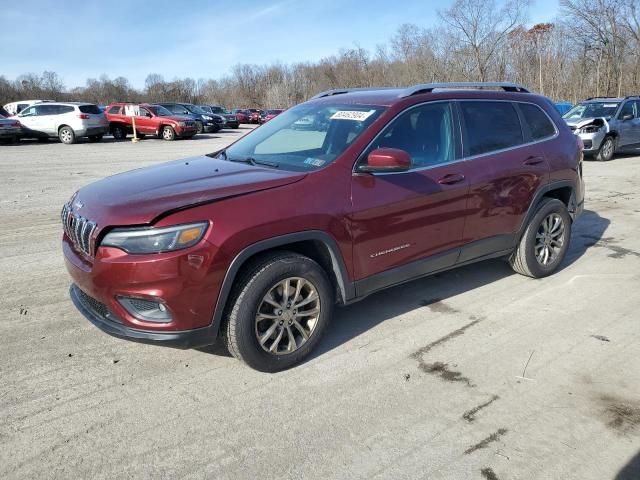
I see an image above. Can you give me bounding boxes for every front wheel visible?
[58,126,76,144]
[195,122,203,134]
[509,198,571,278]
[222,252,334,372]
[596,136,615,161]
[161,126,176,141]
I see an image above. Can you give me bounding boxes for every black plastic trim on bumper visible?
[70,285,217,349]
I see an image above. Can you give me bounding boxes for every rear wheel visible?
[88,134,103,143]
[222,252,333,372]
[111,124,127,140]
[596,136,615,161]
[161,126,176,141]
[58,126,76,144]
[509,198,571,278]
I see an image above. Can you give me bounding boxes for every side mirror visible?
[359,148,412,173]
[622,114,634,121]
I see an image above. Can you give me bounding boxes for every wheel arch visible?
[519,181,577,236]
[209,231,354,337]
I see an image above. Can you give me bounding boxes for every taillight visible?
[78,114,90,119]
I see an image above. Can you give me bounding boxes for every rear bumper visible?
[0,128,21,137]
[70,284,217,348]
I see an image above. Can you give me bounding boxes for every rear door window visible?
[460,101,524,156]
[79,104,102,114]
[518,103,556,140]
[38,104,61,116]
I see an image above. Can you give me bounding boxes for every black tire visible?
[195,121,203,134]
[222,252,334,372]
[111,124,127,140]
[88,134,103,143]
[509,198,571,278]
[596,136,615,161]
[136,132,146,139]
[58,126,76,144]
[161,125,176,141]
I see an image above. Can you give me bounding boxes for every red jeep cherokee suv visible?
[105,103,198,141]
[63,82,584,372]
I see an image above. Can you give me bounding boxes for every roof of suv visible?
[307,82,538,107]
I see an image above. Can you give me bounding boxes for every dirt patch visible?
[464,428,508,455]
[581,235,640,259]
[410,316,483,359]
[420,298,459,314]
[419,361,475,387]
[600,395,640,435]
[481,467,500,480]
[463,395,500,422]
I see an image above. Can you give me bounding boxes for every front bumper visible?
[63,235,226,346]
[574,129,606,153]
[70,284,216,348]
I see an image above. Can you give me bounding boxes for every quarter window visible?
[366,102,455,168]
[461,101,524,156]
[519,103,556,140]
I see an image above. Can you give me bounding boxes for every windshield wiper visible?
[228,156,279,168]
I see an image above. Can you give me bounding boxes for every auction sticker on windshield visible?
[330,110,376,121]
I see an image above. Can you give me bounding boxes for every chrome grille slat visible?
[61,202,97,257]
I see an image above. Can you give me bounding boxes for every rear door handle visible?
[523,156,545,166]
[438,173,465,185]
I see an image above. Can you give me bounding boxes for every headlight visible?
[178,121,186,127]
[579,125,602,134]
[101,222,209,254]
[202,115,213,120]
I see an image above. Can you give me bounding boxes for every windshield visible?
[148,105,174,116]
[563,102,620,120]
[220,103,385,171]
[210,106,227,114]
[185,104,206,115]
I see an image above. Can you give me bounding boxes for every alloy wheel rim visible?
[535,213,565,265]
[61,129,71,142]
[163,129,172,140]
[255,277,320,355]
[603,139,613,158]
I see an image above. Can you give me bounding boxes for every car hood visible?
[564,117,610,127]
[73,156,307,227]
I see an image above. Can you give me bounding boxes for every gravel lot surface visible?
[1,131,639,480]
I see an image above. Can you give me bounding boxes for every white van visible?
[3,99,55,116]
[14,102,109,144]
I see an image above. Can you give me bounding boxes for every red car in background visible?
[232,109,249,123]
[246,108,262,124]
[105,103,198,141]
[260,109,284,123]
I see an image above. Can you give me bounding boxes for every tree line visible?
[1,0,639,109]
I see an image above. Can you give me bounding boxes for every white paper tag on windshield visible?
[603,104,618,108]
[330,109,376,121]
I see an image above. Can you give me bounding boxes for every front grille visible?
[61,203,97,256]
[76,288,108,317]
[184,121,195,127]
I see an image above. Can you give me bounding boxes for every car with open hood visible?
[563,96,640,161]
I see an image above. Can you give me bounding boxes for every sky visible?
[0,0,560,90]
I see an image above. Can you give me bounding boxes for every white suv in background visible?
[13,102,109,144]
[3,99,55,116]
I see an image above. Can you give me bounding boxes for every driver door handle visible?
[523,156,545,166]
[438,173,465,185]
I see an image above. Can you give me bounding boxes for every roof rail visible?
[401,82,530,97]
[310,87,398,100]
[585,96,621,101]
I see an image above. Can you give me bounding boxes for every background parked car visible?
[554,102,573,115]
[12,102,108,144]
[159,103,221,133]
[3,99,55,116]
[0,114,22,143]
[0,106,11,117]
[105,103,198,141]
[199,105,240,129]
[563,96,640,161]
[231,109,249,123]
[260,109,284,123]
[246,108,262,124]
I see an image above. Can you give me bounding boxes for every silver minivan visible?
[13,102,109,144]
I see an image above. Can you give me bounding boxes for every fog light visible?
[117,296,172,323]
